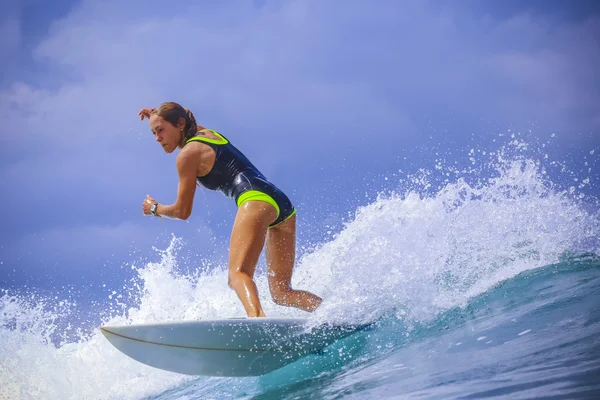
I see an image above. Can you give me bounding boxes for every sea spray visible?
[305,139,599,327]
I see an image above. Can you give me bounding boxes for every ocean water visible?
[1,138,599,399]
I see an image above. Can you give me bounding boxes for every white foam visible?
[305,146,598,326]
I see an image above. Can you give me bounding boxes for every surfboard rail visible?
[100,317,369,376]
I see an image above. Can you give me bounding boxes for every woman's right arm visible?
[138,108,154,120]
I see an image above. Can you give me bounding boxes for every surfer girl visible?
[138,102,322,317]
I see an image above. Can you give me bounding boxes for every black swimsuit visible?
[186,130,295,227]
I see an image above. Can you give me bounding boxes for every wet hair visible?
[151,102,198,144]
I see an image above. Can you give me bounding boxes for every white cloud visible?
[3,1,418,156]
[3,0,596,149]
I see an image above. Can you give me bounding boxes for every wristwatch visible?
[150,203,159,217]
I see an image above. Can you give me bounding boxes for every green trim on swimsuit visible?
[236,190,280,217]
[186,130,228,145]
[268,208,296,228]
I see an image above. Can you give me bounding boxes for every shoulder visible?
[177,140,216,170]
[176,143,204,168]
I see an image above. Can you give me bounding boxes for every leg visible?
[228,200,278,317]
[266,214,322,312]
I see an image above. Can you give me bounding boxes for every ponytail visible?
[183,108,198,142]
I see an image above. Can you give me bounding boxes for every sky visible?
[1,0,599,297]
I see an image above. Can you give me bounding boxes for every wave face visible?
[1,138,599,399]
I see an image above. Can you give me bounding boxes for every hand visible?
[142,194,158,216]
[138,108,154,120]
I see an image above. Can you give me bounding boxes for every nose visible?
[155,134,162,142]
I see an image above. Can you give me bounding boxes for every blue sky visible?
[1,0,599,295]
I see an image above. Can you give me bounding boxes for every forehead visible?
[149,115,165,130]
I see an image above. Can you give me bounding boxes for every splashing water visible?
[1,138,598,399]
[307,154,598,327]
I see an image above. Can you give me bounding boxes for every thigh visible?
[229,200,279,277]
[266,214,296,289]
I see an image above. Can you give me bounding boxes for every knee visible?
[227,271,237,289]
[228,270,248,289]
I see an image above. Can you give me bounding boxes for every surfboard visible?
[100,317,369,376]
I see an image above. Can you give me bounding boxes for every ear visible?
[177,116,186,131]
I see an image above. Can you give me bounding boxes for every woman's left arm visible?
[143,149,198,220]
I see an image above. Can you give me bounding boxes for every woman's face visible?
[149,115,182,154]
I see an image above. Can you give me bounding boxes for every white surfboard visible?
[100,317,369,376]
